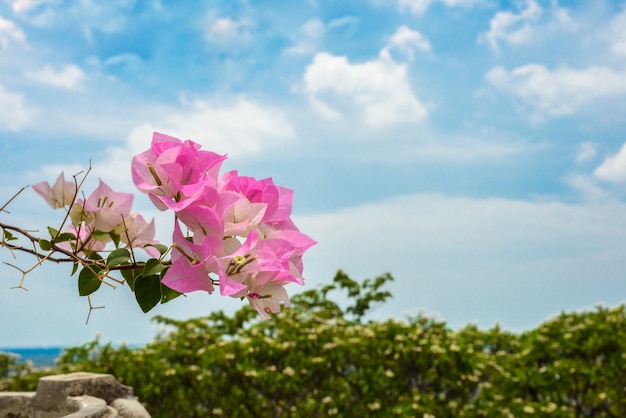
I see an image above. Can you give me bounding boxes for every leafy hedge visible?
[3,270,626,417]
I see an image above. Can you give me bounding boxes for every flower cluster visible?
[131,132,316,318]
[29,132,314,318]
[33,174,158,257]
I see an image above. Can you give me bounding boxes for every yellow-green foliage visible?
[3,271,626,417]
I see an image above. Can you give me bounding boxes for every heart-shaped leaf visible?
[143,258,165,277]
[106,248,131,268]
[135,275,162,313]
[121,269,141,291]
[78,265,103,296]
[39,239,52,251]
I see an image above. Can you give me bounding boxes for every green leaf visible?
[3,230,16,241]
[47,226,59,238]
[106,248,131,268]
[71,262,79,276]
[135,275,162,313]
[121,269,141,291]
[160,283,181,303]
[92,230,109,240]
[78,265,103,296]
[109,232,121,248]
[144,243,169,256]
[39,239,52,251]
[83,251,104,261]
[54,232,76,243]
[143,258,165,277]
[160,268,181,303]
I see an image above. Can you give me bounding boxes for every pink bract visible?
[247,282,291,319]
[161,221,222,294]
[219,171,293,223]
[71,180,133,233]
[32,172,77,209]
[131,132,226,211]
[114,212,160,258]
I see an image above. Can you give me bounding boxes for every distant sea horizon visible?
[1,347,65,368]
[1,343,145,368]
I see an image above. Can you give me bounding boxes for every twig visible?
[120,214,137,265]
[51,165,91,244]
[4,262,30,291]
[0,185,28,214]
[85,295,105,324]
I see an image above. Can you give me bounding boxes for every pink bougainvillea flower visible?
[127,132,316,317]
[253,237,307,286]
[216,190,267,238]
[70,180,133,232]
[174,204,224,242]
[161,221,222,294]
[247,282,291,319]
[32,172,77,209]
[131,132,226,211]
[57,224,108,255]
[215,218,316,303]
[114,212,160,258]
[247,224,317,287]
[219,171,293,223]
[218,230,290,297]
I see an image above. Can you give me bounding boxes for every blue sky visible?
[2,0,626,347]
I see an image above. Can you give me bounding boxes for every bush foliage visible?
[3,270,626,417]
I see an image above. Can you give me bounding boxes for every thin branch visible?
[0,221,78,262]
[0,177,155,295]
[4,248,57,289]
[0,185,28,214]
[68,253,116,289]
[0,221,150,270]
[51,165,91,244]
[101,268,125,285]
[85,295,105,325]
[120,214,137,265]
[4,262,30,291]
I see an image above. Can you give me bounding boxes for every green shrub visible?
[4,271,626,417]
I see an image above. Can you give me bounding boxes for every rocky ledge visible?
[0,372,150,418]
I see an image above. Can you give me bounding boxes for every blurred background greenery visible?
[3,270,625,417]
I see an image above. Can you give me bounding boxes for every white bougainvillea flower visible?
[32,172,77,209]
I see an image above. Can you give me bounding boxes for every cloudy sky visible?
[2,0,626,348]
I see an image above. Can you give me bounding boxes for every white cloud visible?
[303,52,427,127]
[326,16,359,33]
[204,16,254,44]
[486,64,626,120]
[89,97,293,186]
[13,0,136,34]
[11,0,56,13]
[307,96,343,120]
[576,142,596,163]
[284,17,358,56]
[26,64,85,90]
[479,0,575,53]
[564,174,611,202]
[380,25,431,60]
[0,84,34,131]
[390,137,536,163]
[0,15,26,49]
[595,141,626,182]
[284,18,325,55]
[606,9,626,59]
[73,1,135,34]
[480,0,542,52]
[297,193,626,329]
[157,98,294,155]
[397,0,481,15]
[302,18,324,38]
